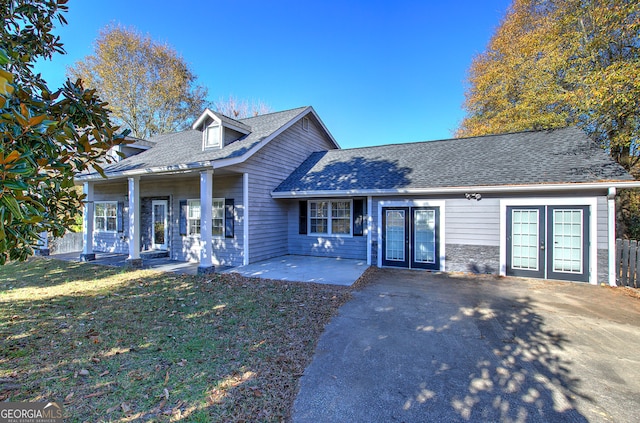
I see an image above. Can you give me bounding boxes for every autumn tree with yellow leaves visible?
[69,25,209,139]
[458,0,640,236]
[458,0,639,170]
[0,0,127,263]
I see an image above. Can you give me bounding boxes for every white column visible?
[38,231,48,249]
[199,169,214,271]
[366,196,372,265]
[608,187,617,286]
[36,231,49,256]
[243,172,249,266]
[127,176,141,261]
[81,181,95,260]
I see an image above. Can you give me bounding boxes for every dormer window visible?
[204,124,221,149]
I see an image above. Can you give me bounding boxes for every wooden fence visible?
[616,239,640,288]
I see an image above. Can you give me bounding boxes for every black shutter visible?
[117,202,124,232]
[225,198,234,238]
[353,199,365,236]
[179,200,187,236]
[299,201,307,234]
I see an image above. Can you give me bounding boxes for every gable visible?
[78,106,338,180]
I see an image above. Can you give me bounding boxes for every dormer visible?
[192,109,251,151]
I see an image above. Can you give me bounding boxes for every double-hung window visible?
[187,200,201,236]
[212,199,224,237]
[204,124,221,148]
[309,200,352,236]
[186,199,225,237]
[94,201,117,232]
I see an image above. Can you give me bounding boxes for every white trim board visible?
[377,200,446,271]
[499,197,598,284]
[272,181,640,198]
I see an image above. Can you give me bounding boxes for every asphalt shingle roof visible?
[102,107,308,175]
[274,127,633,193]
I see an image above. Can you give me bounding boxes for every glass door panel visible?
[411,208,439,270]
[547,206,589,282]
[506,206,545,278]
[152,200,168,250]
[382,208,409,267]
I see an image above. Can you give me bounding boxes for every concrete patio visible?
[222,255,368,286]
[50,252,367,285]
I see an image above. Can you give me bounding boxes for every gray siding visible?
[445,198,500,246]
[235,114,337,263]
[285,200,367,260]
[93,183,128,254]
[597,196,608,249]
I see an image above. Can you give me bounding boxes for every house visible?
[75,106,640,285]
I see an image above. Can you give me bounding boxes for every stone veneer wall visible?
[445,244,500,275]
[597,249,608,284]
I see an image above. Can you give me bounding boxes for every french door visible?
[506,205,589,282]
[382,207,439,270]
[152,200,168,250]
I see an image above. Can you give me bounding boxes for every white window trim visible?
[212,198,225,239]
[187,199,201,237]
[376,200,446,270]
[203,124,221,149]
[187,198,226,238]
[94,201,118,233]
[308,199,353,237]
[302,117,310,132]
[499,197,598,284]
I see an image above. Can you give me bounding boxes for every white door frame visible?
[377,200,446,270]
[499,197,598,284]
[151,199,168,250]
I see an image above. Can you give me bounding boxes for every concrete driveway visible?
[293,269,640,422]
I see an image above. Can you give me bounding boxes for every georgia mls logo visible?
[0,401,63,423]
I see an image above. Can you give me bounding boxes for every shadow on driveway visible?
[293,269,640,422]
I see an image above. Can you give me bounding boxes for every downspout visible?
[367,196,372,265]
[608,187,617,286]
[243,173,249,266]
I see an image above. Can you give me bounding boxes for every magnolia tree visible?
[0,0,127,263]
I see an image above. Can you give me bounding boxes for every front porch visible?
[79,168,249,273]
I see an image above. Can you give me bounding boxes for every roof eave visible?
[271,181,640,198]
[74,161,214,182]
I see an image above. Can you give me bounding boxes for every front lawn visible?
[0,258,353,422]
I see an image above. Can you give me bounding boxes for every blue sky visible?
[34,0,511,148]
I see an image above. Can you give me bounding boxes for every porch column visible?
[198,169,215,274]
[126,176,142,268]
[243,172,249,266]
[608,187,617,286]
[35,231,49,256]
[80,181,95,261]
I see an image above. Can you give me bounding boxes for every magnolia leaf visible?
[0,48,9,65]
[1,195,23,220]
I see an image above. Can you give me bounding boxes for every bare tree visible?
[213,95,272,119]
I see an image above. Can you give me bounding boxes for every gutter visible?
[271,181,640,198]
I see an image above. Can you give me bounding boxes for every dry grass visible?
[0,258,355,422]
